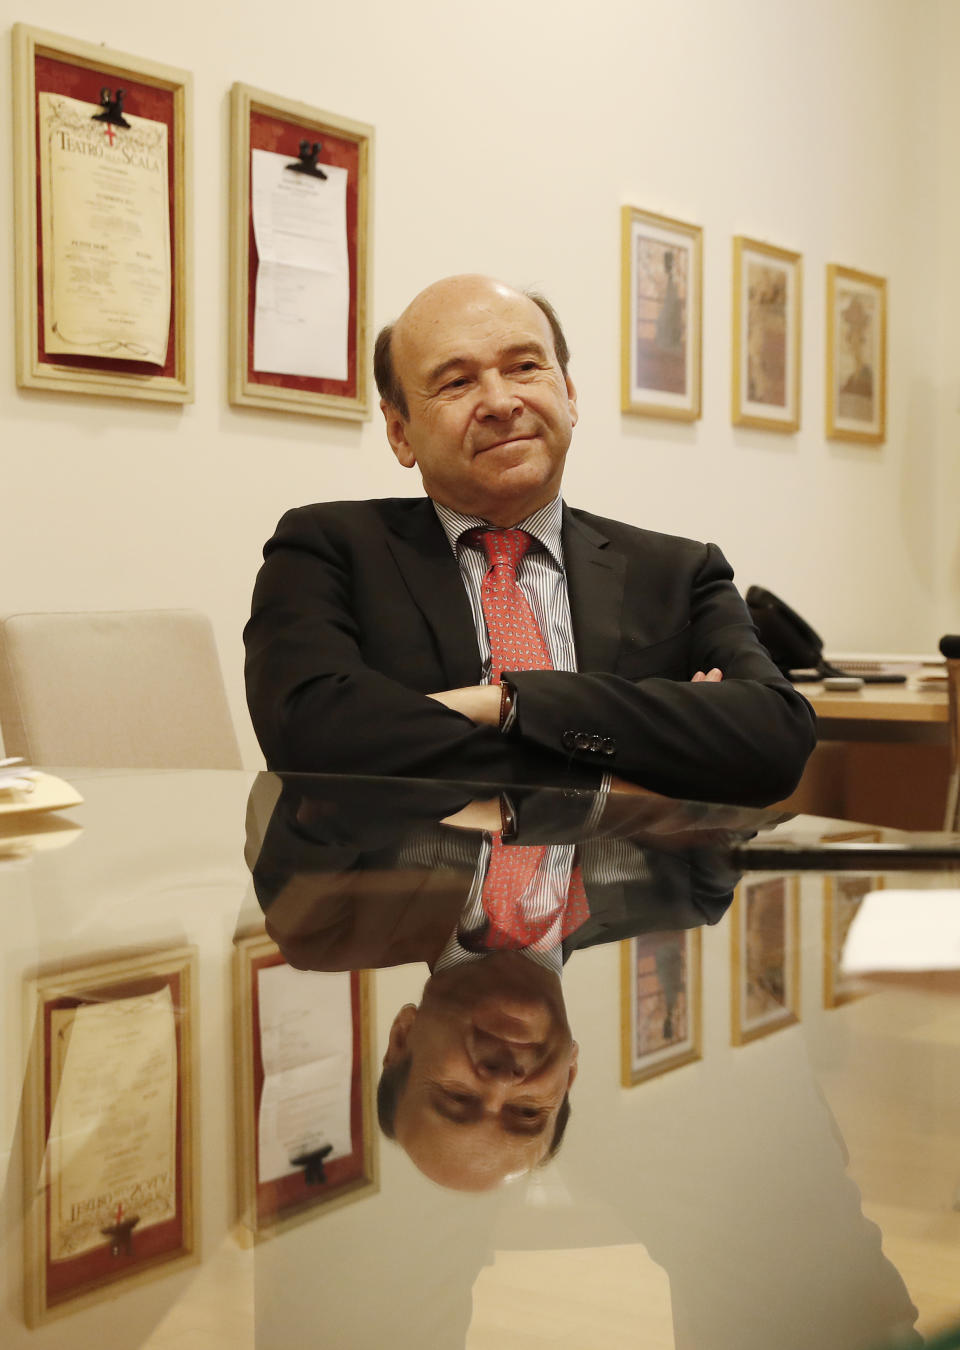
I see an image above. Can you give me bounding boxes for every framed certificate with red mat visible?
[228,83,373,420]
[22,947,199,1326]
[12,25,193,403]
[233,933,377,1238]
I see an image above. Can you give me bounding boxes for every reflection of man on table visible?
[245,274,815,801]
[249,774,753,1190]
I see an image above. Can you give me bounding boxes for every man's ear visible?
[381,400,417,469]
[383,1003,418,1066]
[566,1040,579,1091]
[565,374,578,429]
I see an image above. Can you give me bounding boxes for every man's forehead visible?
[393,277,552,373]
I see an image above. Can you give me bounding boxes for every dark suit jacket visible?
[244,498,816,805]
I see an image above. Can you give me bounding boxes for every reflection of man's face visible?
[383,953,578,1191]
[382,275,578,527]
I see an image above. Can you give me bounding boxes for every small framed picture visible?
[826,264,887,444]
[23,948,199,1326]
[732,237,802,432]
[823,872,884,1008]
[620,929,702,1086]
[621,206,702,420]
[731,876,800,1045]
[233,933,377,1237]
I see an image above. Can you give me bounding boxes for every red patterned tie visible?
[470,529,553,682]
[481,846,591,949]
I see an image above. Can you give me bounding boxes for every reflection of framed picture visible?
[731,877,800,1044]
[234,934,377,1237]
[732,237,802,432]
[826,264,887,444]
[621,206,702,420]
[23,948,198,1326]
[229,83,373,420]
[12,24,192,403]
[620,929,702,1086]
[824,872,885,1008]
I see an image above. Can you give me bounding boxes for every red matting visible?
[247,111,360,399]
[34,54,178,378]
[42,972,187,1308]
[249,954,366,1226]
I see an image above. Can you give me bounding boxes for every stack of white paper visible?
[842,891,960,973]
[0,757,37,793]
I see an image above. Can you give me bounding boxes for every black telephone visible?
[745,585,906,684]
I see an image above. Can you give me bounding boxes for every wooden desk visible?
[783,678,951,829]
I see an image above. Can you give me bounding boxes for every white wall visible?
[0,0,955,766]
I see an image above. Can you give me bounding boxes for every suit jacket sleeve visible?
[507,539,816,806]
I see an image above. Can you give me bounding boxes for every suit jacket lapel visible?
[384,501,482,688]
[562,507,625,673]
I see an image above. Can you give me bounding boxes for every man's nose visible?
[475,372,522,420]
[471,1031,529,1080]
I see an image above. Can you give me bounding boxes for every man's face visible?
[384,955,578,1190]
[382,276,578,526]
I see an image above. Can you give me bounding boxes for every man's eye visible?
[509,1105,544,1122]
[443,376,469,390]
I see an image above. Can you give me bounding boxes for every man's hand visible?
[427,685,502,726]
[691,668,723,683]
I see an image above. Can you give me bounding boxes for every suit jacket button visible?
[562,730,576,750]
[602,738,616,756]
[574,732,591,751]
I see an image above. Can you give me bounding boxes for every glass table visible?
[2,768,959,1349]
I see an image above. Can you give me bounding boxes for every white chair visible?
[0,609,242,769]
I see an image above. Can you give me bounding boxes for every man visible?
[244,275,815,803]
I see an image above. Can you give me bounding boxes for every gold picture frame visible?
[228,83,374,420]
[826,264,887,444]
[620,929,703,1086]
[233,933,377,1239]
[621,206,703,420]
[732,236,802,432]
[731,876,800,1045]
[823,866,885,1008]
[22,947,199,1326]
[12,24,193,403]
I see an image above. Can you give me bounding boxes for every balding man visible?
[245,275,815,804]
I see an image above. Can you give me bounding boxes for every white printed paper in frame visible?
[621,206,702,420]
[732,237,801,432]
[826,265,886,444]
[621,929,702,1086]
[731,876,800,1045]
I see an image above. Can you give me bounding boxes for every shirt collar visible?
[432,495,565,568]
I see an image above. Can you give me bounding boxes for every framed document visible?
[12,25,193,403]
[620,930,702,1087]
[233,934,377,1237]
[826,264,887,444]
[732,236,802,432]
[621,205,702,420]
[229,83,374,420]
[23,947,198,1326]
[823,865,884,1008]
[730,876,800,1045]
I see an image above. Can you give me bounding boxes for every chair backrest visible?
[0,609,242,770]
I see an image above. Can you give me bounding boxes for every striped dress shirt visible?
[426,495,609,969]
